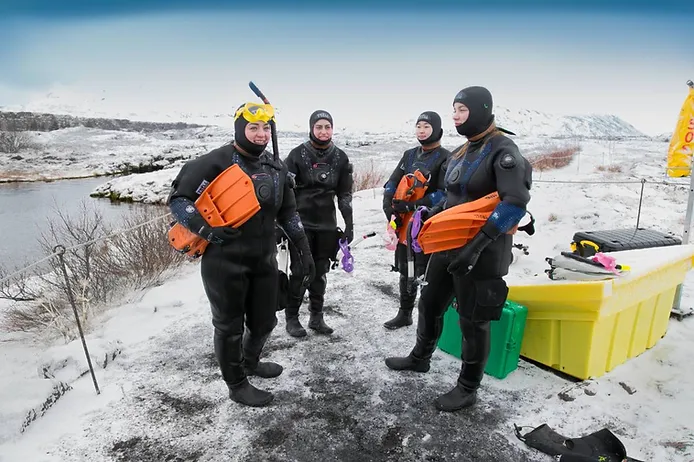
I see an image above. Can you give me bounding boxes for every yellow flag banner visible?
[667,80,694,178]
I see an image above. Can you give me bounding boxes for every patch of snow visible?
[0,132,692,462]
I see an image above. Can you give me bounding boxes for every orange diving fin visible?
[416,192,519,254]
[168,164,261,258]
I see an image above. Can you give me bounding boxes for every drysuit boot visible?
[384,330,433,372]
[243,328,283,379]
[214,330,274,407]
[307,270,333,334]
[284,298,307,338]
[384,353,431,372]
[227,378,274,407]
[385,313,437,373]
[384,275,415,329]
[435,319,491,412]
[308,312,333,335]
[286,244,310,337]
[214,328,246,385]
[386,255,454,373]
[285,314,307,338]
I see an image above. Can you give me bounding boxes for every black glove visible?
[447,230,493,276]
[201,225,241,245]
[392,199,416,214]
[294,235,315,288]
[186,211,241,245]
[343,223,354,244]
[300,252,315,288]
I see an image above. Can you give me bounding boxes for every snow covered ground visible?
[0,119,597,186]
[0,99,692,462]
[1,128,693,461]
[0,125,294,183]
[1,86,649,185]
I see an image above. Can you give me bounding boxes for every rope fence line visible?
[0,212,171,286]
[533,179,645,185]
[533,178,691,186]
[0,210,173,394]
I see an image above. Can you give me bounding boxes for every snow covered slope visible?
[3,87,647,140]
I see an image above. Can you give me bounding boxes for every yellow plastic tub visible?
[507,245,694,380]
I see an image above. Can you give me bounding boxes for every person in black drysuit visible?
[167,103,315,408]
[385,86,533,412]
[381,111,450,330]
[282,110,354,337]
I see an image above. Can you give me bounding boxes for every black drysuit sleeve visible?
[276,167,312,258]
[425,154,450,215]
[336,158,354,230]
[283,148,300,179]
[481,140,532,239]
[382,150,409,219]
[418,151,448,208]
[167,152,225,240]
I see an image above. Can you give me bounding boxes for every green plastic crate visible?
[437,299,528,379]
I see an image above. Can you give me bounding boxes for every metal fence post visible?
[54,245,101,394]
[671,166,694,319]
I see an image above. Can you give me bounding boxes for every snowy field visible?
[1,114,693,461]
[0,95,645,185]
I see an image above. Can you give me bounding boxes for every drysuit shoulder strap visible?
[517,211,535,235]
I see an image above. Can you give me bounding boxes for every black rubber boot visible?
[384,274,415,329]
[306,268,333,335]
[213,329,247,383]
[227,378,274,407]
[285,315,307,338]
[243,326,282,378]
[286,252,308,337]
[434,319,491,411]
[384,353,430,372]
[383,309,413,330]
[434,385,477,412]
[308,312,333,335]
[244,361,283,378]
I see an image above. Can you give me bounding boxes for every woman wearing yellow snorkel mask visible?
[167,102,315,408]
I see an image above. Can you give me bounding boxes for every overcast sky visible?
[1,4,692,135]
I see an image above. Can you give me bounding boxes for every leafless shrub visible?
[0,201,184,341]
[2,297,84,343]
[529,143,582,171]
[595,163,623,173]
[102,205,186,289]
[353,160,388,191]
[0,130,34,153]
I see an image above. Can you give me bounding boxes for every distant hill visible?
[2,88,648,139]
[0,111,204,133]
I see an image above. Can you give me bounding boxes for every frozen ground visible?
[0,138,693,460]
[0,108,692,461]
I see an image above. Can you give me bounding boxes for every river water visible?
[0,177,149,268]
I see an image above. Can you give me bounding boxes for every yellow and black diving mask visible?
[234,103,275,124]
